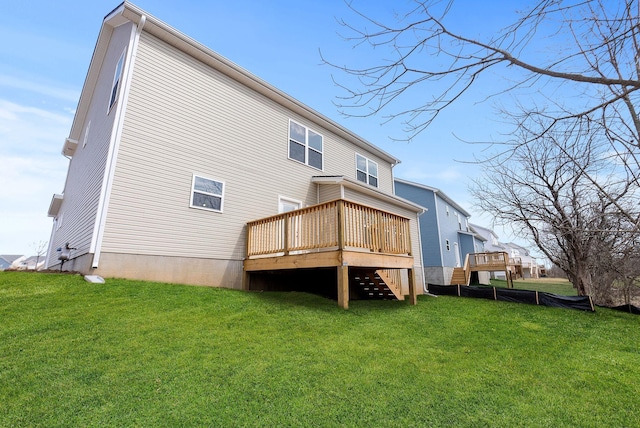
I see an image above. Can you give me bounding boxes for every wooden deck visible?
[451,252,513,288]
[244,199,417,309]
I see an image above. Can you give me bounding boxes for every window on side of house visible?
[445,239,450,251]
[355,154,379,187]
[190,175,225,212]
[109,50,126,111]
[289,120,323,170]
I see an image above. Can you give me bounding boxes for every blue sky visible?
[0,0,515,255]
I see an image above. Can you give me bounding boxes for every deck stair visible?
[352,269,403,300]
[450,267,468,285]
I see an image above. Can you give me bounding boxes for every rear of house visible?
[46,2,424,305]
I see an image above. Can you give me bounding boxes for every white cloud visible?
[0,74,80,103]
[0,99,72,156]
[0,98,71,255]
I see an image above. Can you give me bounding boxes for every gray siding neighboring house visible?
[46,2,425,293]
[0,255,25,270]
[469,224,540,280]
[394,178,486,285]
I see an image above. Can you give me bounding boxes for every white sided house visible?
[46,2,425,308]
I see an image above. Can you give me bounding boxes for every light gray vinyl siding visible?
[318,184,342,203]
[48,23,134,264]
[101,32,397,260]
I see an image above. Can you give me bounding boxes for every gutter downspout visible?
[416,210,428,294]
[91,15,146,268]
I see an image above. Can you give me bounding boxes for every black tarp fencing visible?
[606,304,640,315]
[428,284,595,312]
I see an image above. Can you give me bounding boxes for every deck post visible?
[283,215,290,255]
[242,270,250,291]
[408,268,417,305]
[337,200,345,251]
[337,264,349,309]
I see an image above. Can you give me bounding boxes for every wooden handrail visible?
[246,199,412,258]
[462,253,470,285]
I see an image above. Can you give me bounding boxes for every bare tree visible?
[32,240,48,271]
[470,119,639,302]
[326,0,640,300]
[325,0,640,145]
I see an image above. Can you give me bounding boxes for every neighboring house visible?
[394,179,487,285]
[0,255,25,271]
[503,242,539,279]
[45,2,425,308]
[469,224,504,253]
[11,256,46,271]
[470,224,539,280]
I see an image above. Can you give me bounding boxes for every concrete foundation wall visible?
[478,271,491,285]
[54,252,244,289]
[424,266,447,286]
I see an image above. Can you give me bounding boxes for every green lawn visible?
[1,272,638,427]
[491,277,577,295]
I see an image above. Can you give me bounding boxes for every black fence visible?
[606,304,640,315]
[428,284,595,312]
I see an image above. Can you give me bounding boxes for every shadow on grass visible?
[248,289,416,314]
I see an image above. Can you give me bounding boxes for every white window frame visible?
[108,50,126,112]
[278,196,303,213]
[355,153,379,187]
[83,121,91,149]
[288,119,323,170]
[190,174,225,213]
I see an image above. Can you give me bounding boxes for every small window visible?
[445,239,450,251]
[109,51,126,110]
[83,121,91,148]
[446,206,450,216]
[355,154,378,187]
[289,120,323,170]
[190,175,224,212]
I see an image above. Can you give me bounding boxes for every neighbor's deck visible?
[451,252,513,287]
[244,199,417,308]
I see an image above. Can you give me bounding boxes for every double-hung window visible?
[190,175,225,212]
[356,154,378,187]
[289,120,323,170]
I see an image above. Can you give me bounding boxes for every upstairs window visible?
[356,154,378,187]
[289,120,323,170]
[109,51,126,111]
[190,175,225,212]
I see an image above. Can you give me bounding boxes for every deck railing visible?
[246,199,412,258]
[468,252,509,270]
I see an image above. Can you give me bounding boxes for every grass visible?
[1,271,639,427]
[491,277,577,295]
